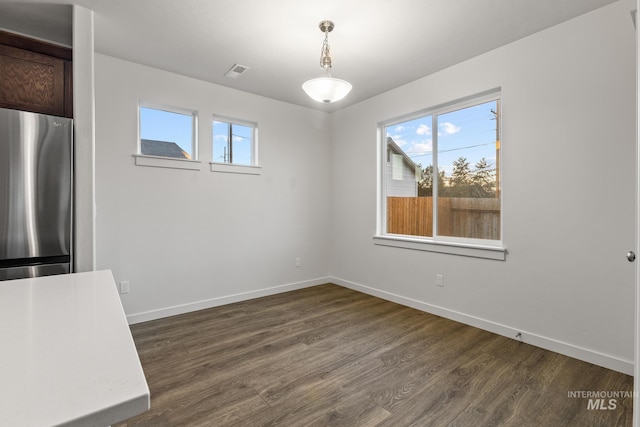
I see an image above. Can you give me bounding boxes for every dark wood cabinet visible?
[0,30,72,118]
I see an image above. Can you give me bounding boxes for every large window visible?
[212,117,257,167]
[380,91,502,253]
[139,105,196,160]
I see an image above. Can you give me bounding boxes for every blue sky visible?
[212,121,252,166]
[139,107,194,156]
[140,102,496,171]
[140,107,253,165]
[386,100,499,176]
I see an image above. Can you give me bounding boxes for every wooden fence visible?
[387,197,500,240]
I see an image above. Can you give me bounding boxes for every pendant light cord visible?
[320,30,332,72]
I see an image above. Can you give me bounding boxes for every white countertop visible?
[0,270,150,427]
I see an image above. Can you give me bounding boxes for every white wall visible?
[94,1,636,373]
[330,0,637,374]
[72,6,96,273]
[94,54,332,321]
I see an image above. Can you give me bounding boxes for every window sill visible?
[209,162,262,175]
[373,235,506,261]
[133,155,202,170]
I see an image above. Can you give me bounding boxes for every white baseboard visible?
[330,276,633,376]
[125,275,633,375]
[126,277,331,325]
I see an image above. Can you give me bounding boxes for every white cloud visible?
[416,124,431,136]
[394,125,405,132]
[391,134,408,147]
[409,141,433,154]
[439,122,460,135]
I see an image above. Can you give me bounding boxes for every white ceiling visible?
[0,0,623,111]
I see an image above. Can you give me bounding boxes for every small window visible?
[139,105,196,160]
[212,118,257,167]
[380,91,502,251]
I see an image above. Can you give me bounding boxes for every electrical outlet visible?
[295,257,301,267]
[436,274,444,287]
[120,280,130,294]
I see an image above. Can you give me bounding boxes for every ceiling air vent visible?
[224,64,250,79]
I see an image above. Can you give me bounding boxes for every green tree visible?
[470,158,495,198]
[451,157,471,186]
[448,157,472,197]
[418,165,445,197]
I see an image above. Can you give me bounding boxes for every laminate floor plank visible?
[114,284,633,427]
[255,308,467,411]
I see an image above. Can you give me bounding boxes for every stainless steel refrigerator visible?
[0,107,73,281]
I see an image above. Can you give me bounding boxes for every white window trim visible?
[134,154,202,170]
[373,235,506,260]
[212,114,259,170]
[375,88,506,260]
[137,102,199,169]
[209,162,262,175]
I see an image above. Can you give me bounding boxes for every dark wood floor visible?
[114,284,633,427]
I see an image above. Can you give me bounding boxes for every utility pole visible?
[491,102,501,199]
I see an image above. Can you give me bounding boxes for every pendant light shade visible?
[302,20,352,104]
[302,76,352,104]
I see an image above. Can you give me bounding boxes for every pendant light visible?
[302,20,352,104]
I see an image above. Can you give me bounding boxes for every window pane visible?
[212,121,230,163]
[230,124,252,166]
[139,107,194,159]
[213,120,254,166]
[436,100,500,240]
[385,116,433,237]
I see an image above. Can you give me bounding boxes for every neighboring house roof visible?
[141,139,191,160]
[387,137,417,170]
